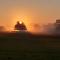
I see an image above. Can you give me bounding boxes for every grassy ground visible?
[0,32,60,60]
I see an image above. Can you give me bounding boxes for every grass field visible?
[0,32,60,60]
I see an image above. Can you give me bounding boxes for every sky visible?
[0,0,60,32]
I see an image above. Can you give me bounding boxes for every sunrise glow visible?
[0,0,59,33]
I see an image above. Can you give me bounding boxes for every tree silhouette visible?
[55,19,60,34]
[0,26,5,32]
[14,21,27,31]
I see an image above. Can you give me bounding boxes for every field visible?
[0,32,60,60]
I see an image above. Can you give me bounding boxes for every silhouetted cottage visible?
[14,21,27,31]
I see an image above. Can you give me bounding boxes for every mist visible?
[0,20,57,35]
[28,22,56,35]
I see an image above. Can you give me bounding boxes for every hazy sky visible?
[0,0,60,31]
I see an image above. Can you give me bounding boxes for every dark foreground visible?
[0,32,60,60]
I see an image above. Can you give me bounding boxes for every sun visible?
[20,21,23,24]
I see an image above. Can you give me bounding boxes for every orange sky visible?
[0,0,60,32]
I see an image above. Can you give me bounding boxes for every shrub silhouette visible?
[14,21,27,31]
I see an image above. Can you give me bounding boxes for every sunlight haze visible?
[0,0,60,32]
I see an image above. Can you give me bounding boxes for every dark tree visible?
[56,19,60,30]
[0,26,5,32]
[14,21,27,31]
[55,19,60,34]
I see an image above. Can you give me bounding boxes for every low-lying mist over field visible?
[1,19,60,35]
[29,23,56,35]
[0,21,57,35]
